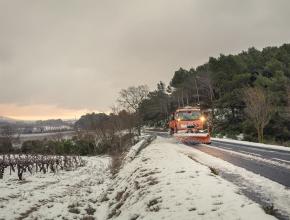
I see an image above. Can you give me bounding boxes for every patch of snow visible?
[212,137,290,152]
[179,143,290,218]
[124,135,156,163]
[202,144,290,170]
[104,136,275,220]
[124,139,146,163]
[0,156,111,220]
[236,133,244,141]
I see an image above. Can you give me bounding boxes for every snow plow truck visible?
[169,106,211,144]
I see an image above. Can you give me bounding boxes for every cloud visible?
[0,0,290,118]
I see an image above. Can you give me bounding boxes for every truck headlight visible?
[200,116,206,122]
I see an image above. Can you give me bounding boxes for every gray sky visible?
[0,0,290,119]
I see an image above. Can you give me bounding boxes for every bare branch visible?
[243,87,273,143]
[117,85,149,112]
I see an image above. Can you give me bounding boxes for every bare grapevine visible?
[0,154,86,180]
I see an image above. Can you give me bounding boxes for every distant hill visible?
[0,116,17,124]
[0,116,76,128]
[35,119,73,127]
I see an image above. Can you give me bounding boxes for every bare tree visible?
[118,85,149,112]
[243,87,273,143]
[198,72,215,107]
[118,85,149,135]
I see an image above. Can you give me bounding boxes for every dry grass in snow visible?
[104,136,275,220]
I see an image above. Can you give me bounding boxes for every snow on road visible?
[179,142,290,219]
[105,136,275,220]
[0,156,111,220]
[212,138,290,152]
[200,143,290,170]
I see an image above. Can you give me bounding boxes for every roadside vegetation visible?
[0,107,141,181]
[136,44,290,146]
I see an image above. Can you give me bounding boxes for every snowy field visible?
[1,136,286,219]
[0,156,111,220]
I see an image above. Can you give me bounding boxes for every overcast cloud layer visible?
[0,0,290,119]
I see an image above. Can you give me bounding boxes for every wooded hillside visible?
[139,44,290,145]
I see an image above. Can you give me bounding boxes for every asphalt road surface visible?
[190,139,290,187]
[152,131,290,187]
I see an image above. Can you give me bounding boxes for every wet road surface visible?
[149,131,290,219]
[190,140,290,187]
[151,131,290,187]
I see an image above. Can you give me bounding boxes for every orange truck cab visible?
[169,106,211,144]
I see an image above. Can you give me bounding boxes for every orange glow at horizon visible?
[0,104,99,120]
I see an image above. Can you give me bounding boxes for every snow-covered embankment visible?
[104,136,275,220]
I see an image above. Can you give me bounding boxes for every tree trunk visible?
[260,127,264,143]
[257,126,263,143]
[194,78,200,104]
[210,106,215,134]
[17,166,23,180]
[231,107,235,119]
[0,166,4,179]
[181,90,185,107]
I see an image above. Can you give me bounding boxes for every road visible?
[186,139,290,220]
[190,139,290,187]
[148,131,290,219]
[152,131,290,187]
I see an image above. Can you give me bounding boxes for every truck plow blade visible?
[174,133,211,144]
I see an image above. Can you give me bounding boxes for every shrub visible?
[85,205,96,215]
[209,167,219,175]
[22,140,45,154]
[0,138,13,153]
[262,204,277,216]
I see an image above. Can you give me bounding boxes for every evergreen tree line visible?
[139,44,290,145]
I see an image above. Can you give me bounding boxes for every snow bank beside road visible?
[180,144,290,218]
[105,136,275,220]
[212,137,290,152]
[124,134,156,163]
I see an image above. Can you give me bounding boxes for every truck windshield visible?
[176,111,201,121]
